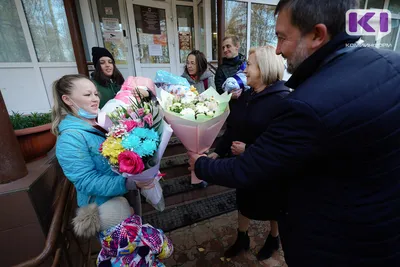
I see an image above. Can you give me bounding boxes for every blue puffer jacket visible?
[195,33,400,265]
[56,115,127,207]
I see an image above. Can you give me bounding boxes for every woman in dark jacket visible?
[91,47,125,108]
[208,45,290,261]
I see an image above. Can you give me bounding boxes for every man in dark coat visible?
[188,0,400,266]
[214,35,246,97]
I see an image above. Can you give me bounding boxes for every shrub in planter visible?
[10,112,56,163]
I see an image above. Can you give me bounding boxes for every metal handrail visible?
[207,62,217,75]
[14,178,72,267]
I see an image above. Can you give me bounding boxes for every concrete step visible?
[141,181,231,214]
[140,126,234,231]
[160,148,215,171]
[142,189,236,232]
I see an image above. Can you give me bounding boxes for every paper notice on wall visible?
[141,7,161,34]
[103,31,123,42]
[105,7,113,15]
[149,44,163,56]
[102,18,119,30]
[138,33,154,45]
[179,32,191,50]
[178,18,188,27]
[153,34,167,46]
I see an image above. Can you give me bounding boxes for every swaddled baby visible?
[222,62,250,93]
[73,197,173,267]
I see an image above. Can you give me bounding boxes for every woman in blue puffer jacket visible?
[51,74,136,207]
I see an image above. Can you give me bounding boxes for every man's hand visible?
[231,89,243,99]
[231,141,246,155]
[208,152,219,159]
[187,151,207,171]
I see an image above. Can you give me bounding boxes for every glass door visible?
[126,0,177,78]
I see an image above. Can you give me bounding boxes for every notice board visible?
[141,7,161,35]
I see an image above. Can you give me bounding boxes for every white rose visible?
[180,108,195,116]
[206,101,218,111]
[206,111,214,117]
[196,104,209,114]
[172,103,182,108]
[181,91,196,104]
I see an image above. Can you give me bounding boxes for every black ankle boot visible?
[224,230,250,258]
[256,234,279,261]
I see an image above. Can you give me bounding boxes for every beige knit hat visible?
[72,197,132,238]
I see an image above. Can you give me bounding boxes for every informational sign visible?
[149,44,163,56]
[102,18,119,30]
[138,33,154,45]
[179,32,191,50]
[103,31,123,42]
[178,18,188,28]
[105,7,113,15]
[141,7,161,35]
[153,34,167,46]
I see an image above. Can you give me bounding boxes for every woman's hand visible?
[231,89,243,99]
[135,180,154,189]
[208,152,219,159]
[133,88,149,98]
[231,141,246,155]
[187,151,207,171]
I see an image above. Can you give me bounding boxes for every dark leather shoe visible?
[256,234,279,261]
[224,229,250,258]
[192,181,208,188]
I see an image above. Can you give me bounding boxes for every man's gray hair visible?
[275,0,360,38]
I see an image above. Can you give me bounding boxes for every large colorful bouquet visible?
[99,87,173,211]
[157,86,231,185]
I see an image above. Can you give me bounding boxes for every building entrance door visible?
[126,0,178,79]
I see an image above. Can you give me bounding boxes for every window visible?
[379,19,400,50]
[198,2,206,54]
[211,0,218,60]
[250,4,277,47]
[366,0,385,9]
[96,0,128,64]
[133,5,170,64]
[0,0,31,62]
[22,0,74,62]
[177,6,194,63]
[225,0,248,56]
[389,1,400,15]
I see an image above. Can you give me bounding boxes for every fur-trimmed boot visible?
[224,229,250,258]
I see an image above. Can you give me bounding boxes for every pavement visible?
[162,211,287,267]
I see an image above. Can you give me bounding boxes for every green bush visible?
[9,111,52,130]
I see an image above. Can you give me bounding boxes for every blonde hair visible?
[248,45,284,86]
[51,74,90,135]
[223,35,240,46]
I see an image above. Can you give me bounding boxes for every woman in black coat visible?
[208,45,290,260]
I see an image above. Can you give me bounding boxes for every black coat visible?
[214,54,246,94]
[215,81,290,220]
[215,81,290,157]
[195,33,400,266]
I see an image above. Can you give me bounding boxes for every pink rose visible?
[137,108,144,117]
[143,113,153,127]
[136,120,145,128]
[118,151,144,175]
[123,120,138,132]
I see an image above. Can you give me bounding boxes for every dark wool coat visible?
[195,33,400,266]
